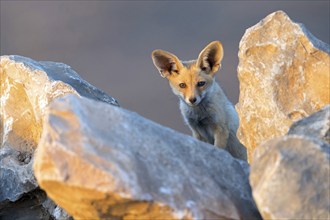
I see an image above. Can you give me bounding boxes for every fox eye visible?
[197,81,206,87]
[179,83,186,88]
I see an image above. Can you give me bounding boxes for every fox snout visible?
[174,83,204,106]
[189,97,197,104]
[175,81,210,107]
[186,95,201,106]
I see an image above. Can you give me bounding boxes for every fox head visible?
[152,41,224,107]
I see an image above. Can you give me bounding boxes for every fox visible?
[151,41,247,161]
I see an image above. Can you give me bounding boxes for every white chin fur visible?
[185,99,201,107]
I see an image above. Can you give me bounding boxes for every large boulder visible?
[34,94,261,220]
[235,11,330,161]
[250,106,330,219]
[0,55,118,219]
[250,135,330,219]
[1,55,118,153]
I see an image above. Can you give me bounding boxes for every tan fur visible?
[152,41,247,161]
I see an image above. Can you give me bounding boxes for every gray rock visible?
[0,188,50,220]
[41,198,73,220]
[0,188,71,220]
[6,55,119,106]
[0,144,37,202]
[250,136,330,219]
[34,94,262,220]
[288,105,330,144]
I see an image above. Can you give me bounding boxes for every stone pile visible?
[1,10,329,220]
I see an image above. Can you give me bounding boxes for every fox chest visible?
[181,105,216,126]
[181,105,216,144]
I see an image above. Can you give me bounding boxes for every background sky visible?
[1,1,329,135]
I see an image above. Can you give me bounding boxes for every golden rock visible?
[236,11,330,162]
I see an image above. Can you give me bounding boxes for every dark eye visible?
[179,83,186,88]
[197,81,206,87]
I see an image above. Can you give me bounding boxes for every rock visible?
[0,188,72,220]
[0,188,50,220]
[0,144,37,203]
[34,94,261,220]
[0,55,118,153]
[41,198,73,220]
[51,205,73,220]
[250,136,330,219]
[0,55,117,219]
[288,105,330,143]
[235,11,330,162]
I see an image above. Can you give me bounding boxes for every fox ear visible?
[197,41,224,75]
[152,50,183,78]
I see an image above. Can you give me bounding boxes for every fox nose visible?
[189,97,197,104]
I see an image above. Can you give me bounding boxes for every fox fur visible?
[151,41,247,161]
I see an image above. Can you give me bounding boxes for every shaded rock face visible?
[250,106,330,219]
[236,11,330,161]
[0,144,72,220]
[250,136,330,219]
[288,105,330,143]
[0,55,118,219]
[0,144,36,203]
[0,189,72,220]
[34,94,261,220]
[0,188,49,220]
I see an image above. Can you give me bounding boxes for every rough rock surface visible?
[288,105,330,143]
[0,144,36,203]
[1,55,118,153]
[0,188,49,219]
[34,94,261,220]
[235,11,330,161]
[0,55,117,219]
[250,135,330,219]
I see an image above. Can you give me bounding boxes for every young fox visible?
[151,41,247,161]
